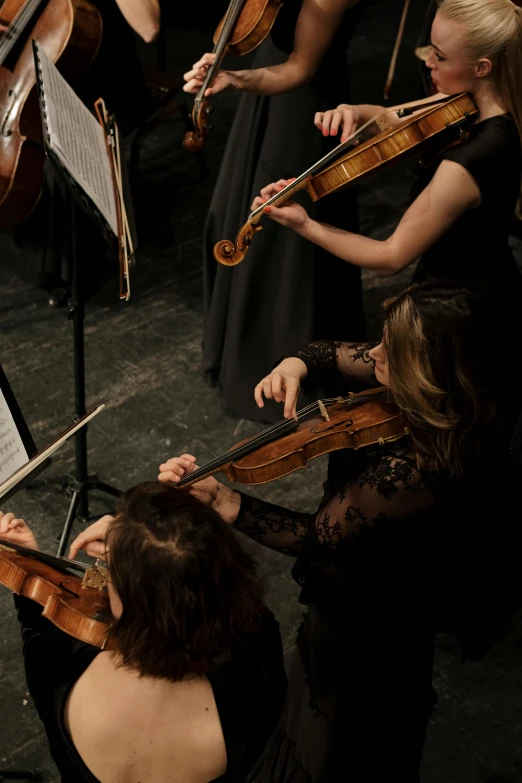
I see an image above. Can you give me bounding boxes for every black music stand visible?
[0,772,42,782]
[30,195,122,557]
[29,42,137,556]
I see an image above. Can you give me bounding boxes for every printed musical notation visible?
[0,391,28,482]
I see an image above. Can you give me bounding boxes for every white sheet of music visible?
[36,43,118,235]
[0,388,29,484]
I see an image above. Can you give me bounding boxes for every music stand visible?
[0,772,42,781]
[30,42,137,556]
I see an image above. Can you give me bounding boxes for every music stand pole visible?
[48,196,121,558]
[70,195,88,519]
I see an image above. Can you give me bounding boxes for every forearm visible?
[234,493,315,556]
[114,0,160,42]
[224,59,311,96]
[299,221,408,275]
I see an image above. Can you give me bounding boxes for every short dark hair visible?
[106,481,265,682]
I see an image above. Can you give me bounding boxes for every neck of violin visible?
[249,114,383,219]
[0,0,43,67]
[195,0,247,104]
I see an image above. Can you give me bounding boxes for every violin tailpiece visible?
[82,564,109,591]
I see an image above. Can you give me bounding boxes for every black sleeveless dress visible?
[15,596,287,783]
[202,0,365,424]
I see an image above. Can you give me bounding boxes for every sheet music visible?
[36,43,118,235]
[0,388,29,484]
[0,405,105,500]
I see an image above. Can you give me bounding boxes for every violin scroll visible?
[214,219,264,266]
[183,99,213,153]
[182,131,206,153]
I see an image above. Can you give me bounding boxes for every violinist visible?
[0,483,286,783]
[183,0,366,423]
[254,0,522,303]
[159,281,522,781]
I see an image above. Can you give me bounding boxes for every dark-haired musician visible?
[0,482,286,783]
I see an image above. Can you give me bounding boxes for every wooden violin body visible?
[0,547,111,647]
[0,0,102,231]
[183,0,283,152]
[179,387,406,488]
[214,92,478,265]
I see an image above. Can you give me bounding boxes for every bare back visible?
[65,651,227,783]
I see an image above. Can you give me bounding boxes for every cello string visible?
[0,0,41,63]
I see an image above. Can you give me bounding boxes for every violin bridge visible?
[318,400,330,421]
[82,563,109,591]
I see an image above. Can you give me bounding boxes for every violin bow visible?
[383,0,411,100]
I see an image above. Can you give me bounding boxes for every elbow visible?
[377,242,410,276]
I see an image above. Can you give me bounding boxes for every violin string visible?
[0,0,41,64]
[249,113,383,219]
[196,0,245,103]
[178,398,336,485]
[178,391,387,485]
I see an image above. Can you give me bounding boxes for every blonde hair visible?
[438,0,522,217]
[382,282,504,477]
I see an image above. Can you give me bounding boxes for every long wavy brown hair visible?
[106,481,265,682]
[382,281,511,477]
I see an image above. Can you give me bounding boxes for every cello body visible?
[0,0,102,231]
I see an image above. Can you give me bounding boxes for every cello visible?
[183,0,283,153]
[213,92,478,266]
[0,0,102,231]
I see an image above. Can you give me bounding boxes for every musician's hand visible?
[254,358,307,419]
[68,515,115,561]
[158,455,241,524]
[314,104,361,142]
[183,53,236,96]
[251,180,311,233]
[0,512,39,551]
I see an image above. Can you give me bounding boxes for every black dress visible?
[202,1,365,424]
[15,595,287,783]
[230,340,522,782]
[0,0,150,298]
[411,114,522,293]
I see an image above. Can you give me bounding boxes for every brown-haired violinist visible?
[159,280,522,781]
[254,0,522,304]
[0,483,286,783]
[183,0,367,423]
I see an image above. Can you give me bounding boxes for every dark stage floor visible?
[1,1,522,780]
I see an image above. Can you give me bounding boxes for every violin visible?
[0,538,112,647]
[183,0,283,153]
[213,92,478,266]
[0,0,102,231]
[178,387,406,488]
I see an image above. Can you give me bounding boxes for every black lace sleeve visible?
[234,493,315,557]
[296,341,379,388]
[234,445,435,555]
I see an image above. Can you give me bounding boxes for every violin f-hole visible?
[59,581,80,598]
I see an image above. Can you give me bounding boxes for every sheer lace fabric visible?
[234,342,435,555]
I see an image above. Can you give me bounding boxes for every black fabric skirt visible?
[247,608,436,783]
[202,36,365,423]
